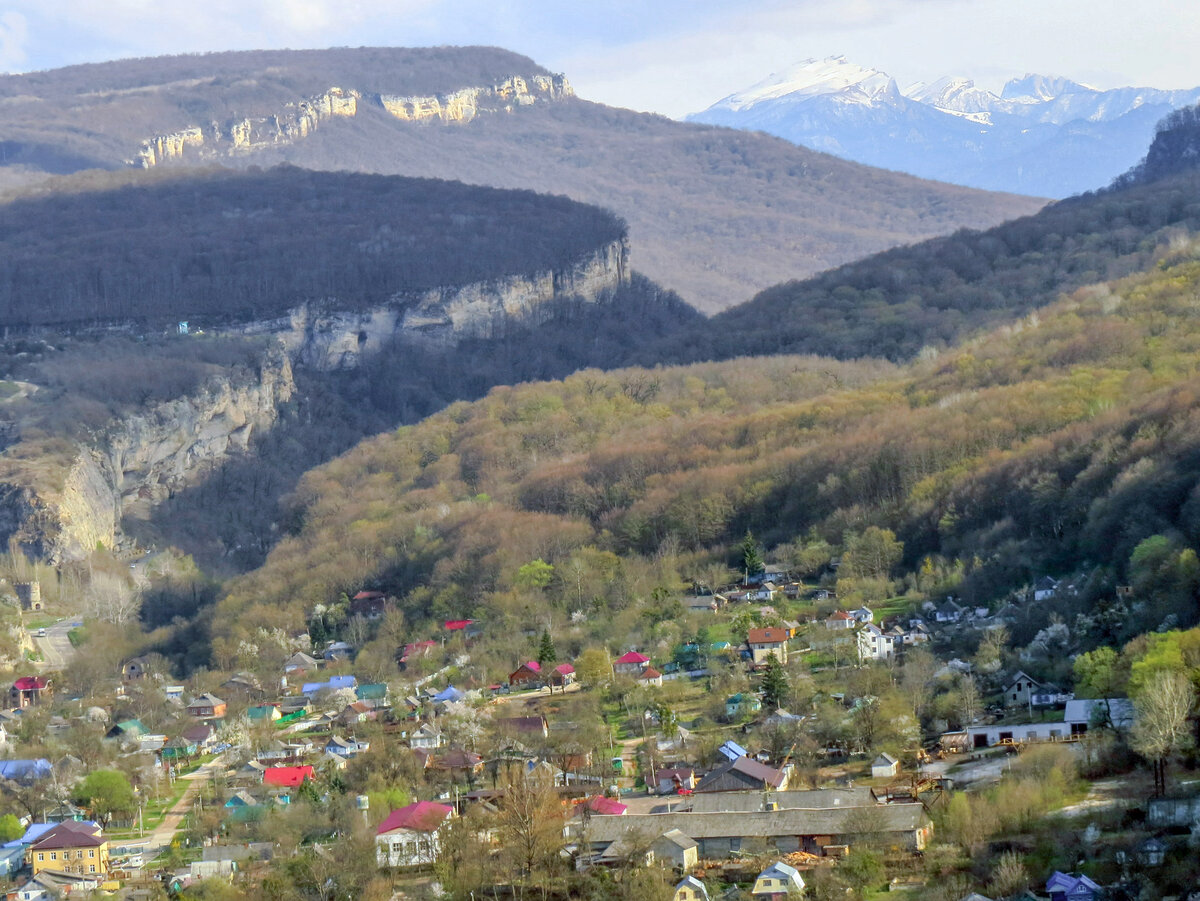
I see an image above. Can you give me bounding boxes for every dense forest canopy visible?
[0,166,626,329]
[651,167,1200,361]
[212,241,1200,661]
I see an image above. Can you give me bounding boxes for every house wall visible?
[376,828,440,868]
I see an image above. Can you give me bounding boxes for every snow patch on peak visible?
[711,56,899,112]
[905,76,998,115]
[1001,74,1094,103]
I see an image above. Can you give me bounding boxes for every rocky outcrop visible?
[133,73,570,166]
[240,235,627,369]
[135,87,359,167]
[379,73,573,123]
[0,349,294,562]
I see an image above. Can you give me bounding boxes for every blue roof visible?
[433,686,464,703]
[718,740,748,761]
[0,759,51,781]
[5,819,97,848]
[300,675,358,696]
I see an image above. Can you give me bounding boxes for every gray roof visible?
[683,788,878,814]
[695,755,785,791]
[582,804,930,846]
[654,828,697,851]
[1063,698,1133,728]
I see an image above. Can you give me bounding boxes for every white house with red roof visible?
[823,611,855,630]
[10,676,50,708]
[375,801,455,868]
[746,628,789,666]
[613,651,650,676]
[639,666,664,687]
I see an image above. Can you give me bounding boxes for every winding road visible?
[33,619,77,669]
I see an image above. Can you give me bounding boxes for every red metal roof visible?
[13,676,47,691]
[444,619,474,630]
[263,765,314,787]
[353,590,385,600]
[553,664,575,675]
[581,795,627,816]
[376,801,453,835]
[614,651,649,664]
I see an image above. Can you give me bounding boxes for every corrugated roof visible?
[583,804,929,845]
[376,801,453,835]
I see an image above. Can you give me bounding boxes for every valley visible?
[0,38,1197,901]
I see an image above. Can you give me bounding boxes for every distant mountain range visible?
[688,56,1200,198]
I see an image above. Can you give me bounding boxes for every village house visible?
[824,611,854,630]
[121,655,155,681]
[1033,576,1061,602]
[322,641,354,662]
[326,735,370,757]
[871,753,900,779]
[613,651,651,676]
[752,861,805,898]
[10,675,50,708]
[548,663,576,688]
[1046,871,1102,901]
[652,767,697,795]
[221,671,264,699]
[725,694,761,718]
[26,821,109,878]
[350,590,388,619]
[652,829,699,872]
[263,765,314,788]
[1002,671,1049,708]
[248,704,282,724]
[186,693,227,720]
[849,606,873,624]
[856,624,897,661]
[283,652,320,677]
[746,628,788,666]
[407,723,445,750]
[639,666,664,687]
[674,875,709,901]
[694,756,788,793]
[376,801,455,868]
[508,661,543,688]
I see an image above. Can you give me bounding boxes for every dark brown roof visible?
[31,821,104,850]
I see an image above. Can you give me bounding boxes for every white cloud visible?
[0,12,29,72]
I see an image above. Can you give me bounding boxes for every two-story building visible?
[746,628,788,666]
[27,821,109,878]
[375,801,455,868]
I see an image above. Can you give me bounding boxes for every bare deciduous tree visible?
[1131,669,1195,795]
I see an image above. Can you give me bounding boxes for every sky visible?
[2,0,1198,118]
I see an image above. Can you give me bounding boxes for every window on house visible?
[37,853,43,861]
[89,850,95,857]
[89,865,96,873]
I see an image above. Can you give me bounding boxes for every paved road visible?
[33,619,77,669]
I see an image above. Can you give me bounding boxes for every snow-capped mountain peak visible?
[1001,74,1094,103]
[711,56,899,112]
[904,76,998,115]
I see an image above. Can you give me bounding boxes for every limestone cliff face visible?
[241,235,627,370]
[379,73,573,123]
[133,73,570,166]
[135,87,359,167]
[0,349,294,562]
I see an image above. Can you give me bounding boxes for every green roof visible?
[356,683,388,700]
[115,719,148,736]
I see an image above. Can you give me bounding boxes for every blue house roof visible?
[433,685,464,703]
[0,759,51,781]
[300,675,358,696]
[718,740,748,761]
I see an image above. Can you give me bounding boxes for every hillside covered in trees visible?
[207,241,1200,670]
[0,46,1044,312]
[653,163,1200,361]
[0,166,625,329]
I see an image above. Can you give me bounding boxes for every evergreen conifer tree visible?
[538,629,557,667]
[760,654,790,710]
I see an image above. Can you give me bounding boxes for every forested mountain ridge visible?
[0,166,627,337]
[210,242,1200,666]
[0,46,1045,312]
[650,155,1200,363]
